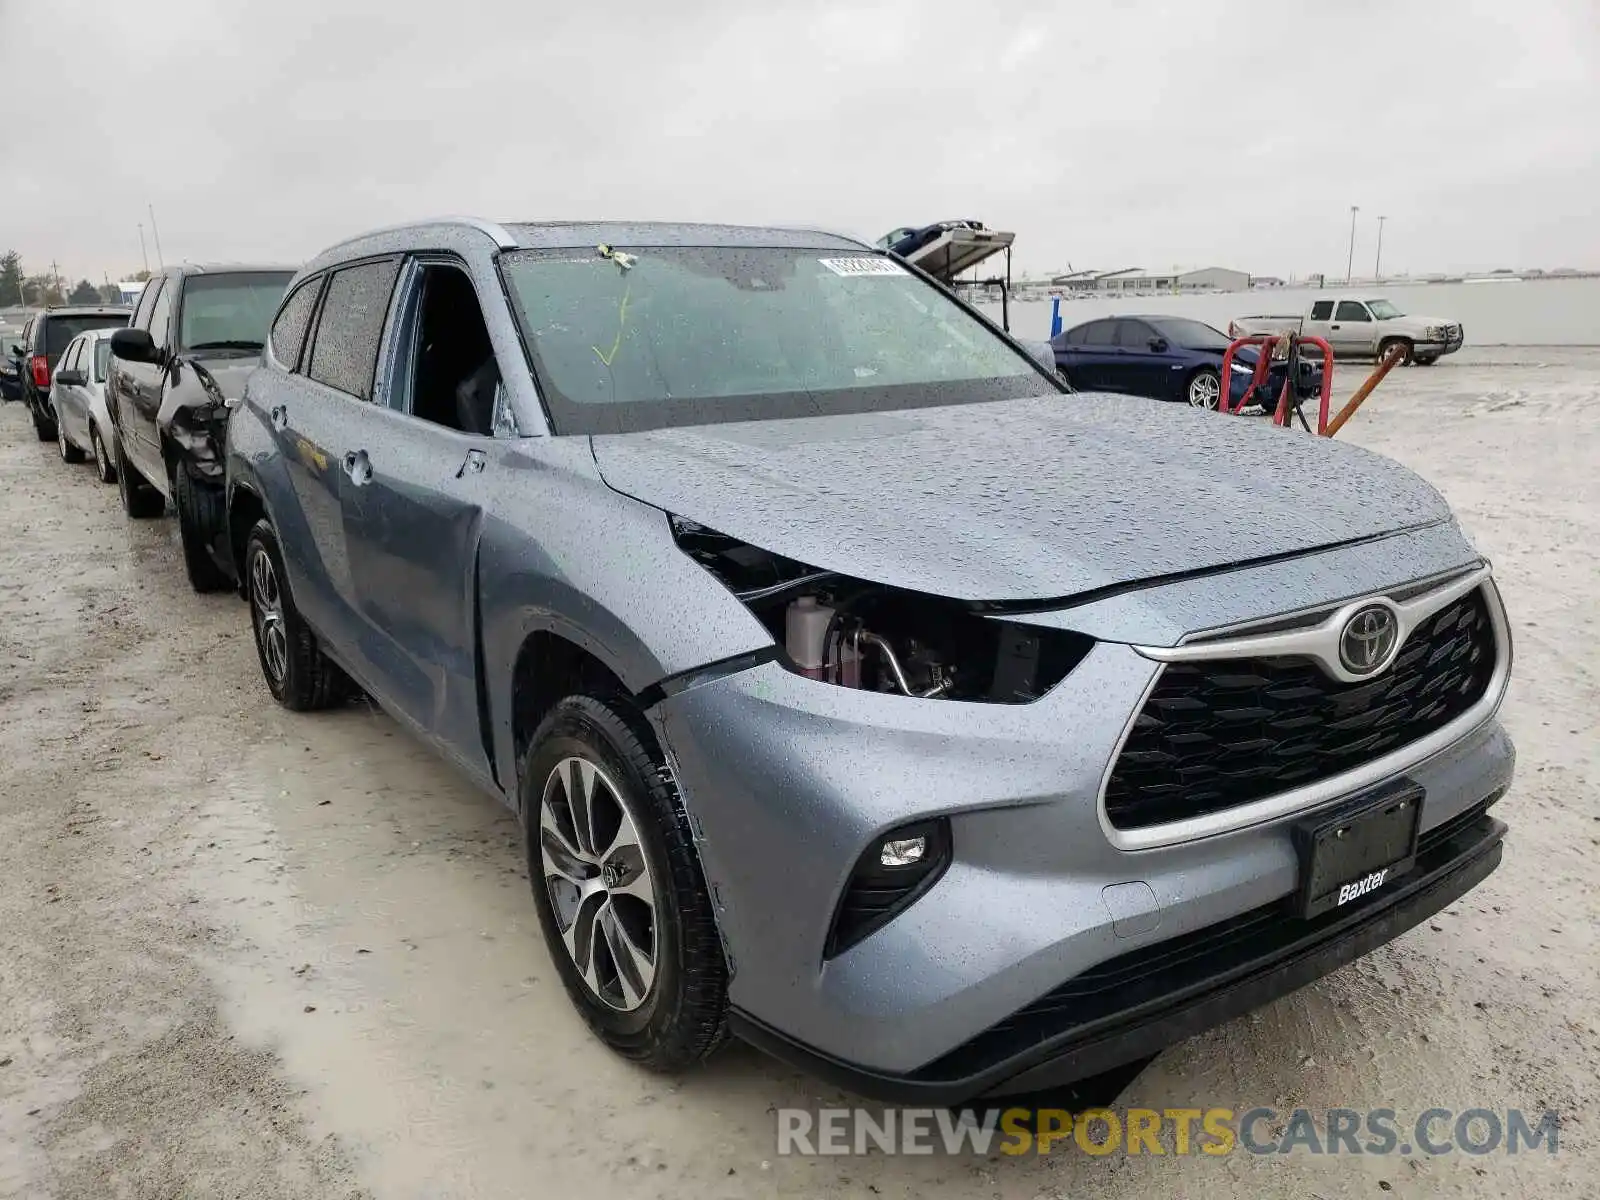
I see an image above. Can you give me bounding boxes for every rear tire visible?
[57,411,85,463]
[90,423,117,484]
[114,436,165,517]
[243,518,349,711]
[175,468,230,593]
[31,404,55,442]
[522,693,729,1071]
[1378,338,1413,366]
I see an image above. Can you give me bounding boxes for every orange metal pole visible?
[1323,344,1405,438]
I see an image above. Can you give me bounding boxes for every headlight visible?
[1424,325,1442,340]
[671,518,1093,703]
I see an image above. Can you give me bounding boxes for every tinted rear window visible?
[45,315,126,358]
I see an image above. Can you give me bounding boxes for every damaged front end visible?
[670,516,1093,704]
[163,359,243,481]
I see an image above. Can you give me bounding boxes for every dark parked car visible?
[10,305,130,439]
[1053,315,1320,410]
[108,263,294,591]
[226,219,1511,1105]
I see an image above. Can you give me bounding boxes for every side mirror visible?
[110,327,158,363]
[1148,336,1168,352]
[55,369,86,387]
[1017,338,1058,376]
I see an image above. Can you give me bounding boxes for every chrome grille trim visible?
[1099,568,1511,851]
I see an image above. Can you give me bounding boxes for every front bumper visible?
[1414,332,1465,357]
[650,632,1515,1090]
[734,802,1504,1103]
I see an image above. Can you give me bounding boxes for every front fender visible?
[477,437,776,792]
[159,358,234,480]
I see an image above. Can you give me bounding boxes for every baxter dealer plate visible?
[1294,781,1423,919]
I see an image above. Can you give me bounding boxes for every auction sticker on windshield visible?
[819,257,907,277]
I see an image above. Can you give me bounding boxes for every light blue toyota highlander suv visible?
[224,218,1513,1103]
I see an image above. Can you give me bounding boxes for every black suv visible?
[108,263,294,591]
[10,306,131,439]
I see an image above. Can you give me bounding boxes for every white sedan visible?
[48,328,122,483]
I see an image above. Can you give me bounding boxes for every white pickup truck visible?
[1229,297,1464,365]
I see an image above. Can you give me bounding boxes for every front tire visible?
[1187,367,1222,409]
[175,468,230,593]
[114,436,165,518]
[523,693,728,1071]
[243,519,349,711]
[1379,338,1414,366]
[56,410,85,463]
[1414,354,1439,366]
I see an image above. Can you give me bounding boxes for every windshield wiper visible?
[186,339,263,353]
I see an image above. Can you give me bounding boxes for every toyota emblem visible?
[1339,604,1400,674]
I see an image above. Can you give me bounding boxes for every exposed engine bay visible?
[672,518,1090,703]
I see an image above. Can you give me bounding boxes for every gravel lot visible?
[1,348,1595,1198]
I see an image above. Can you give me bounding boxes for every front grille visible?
[1106,587,1497,830]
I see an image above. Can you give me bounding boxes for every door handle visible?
[343,449,372,486]
[270,404,288,430]
[456,448,486,478]
[1330,324,1341,330]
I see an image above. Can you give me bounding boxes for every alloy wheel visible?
[249,547,289,684]
[56,415,68,459]
[92,428,108,479]
[1188,372,1221,409]
[538,756,658,1012]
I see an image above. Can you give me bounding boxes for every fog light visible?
[879,836,926,868]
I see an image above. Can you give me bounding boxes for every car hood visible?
[589,393,1453,602]
[180,355,257,408]
[1386,314,1454,326]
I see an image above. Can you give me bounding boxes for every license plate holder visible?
[1294,782,1423,919]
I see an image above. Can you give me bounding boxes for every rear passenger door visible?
[1301,299,1336,345]
[263,258,401,669]
[1068,319,1122,391]
[116,276,173,484]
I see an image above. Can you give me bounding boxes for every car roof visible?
[40,305,131,316]
[503,221,867,250]
[170,262,299,277]
[304,216,869,273]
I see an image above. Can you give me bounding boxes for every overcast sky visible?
[4,0,1596,284]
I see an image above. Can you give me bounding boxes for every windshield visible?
[178,272,294,351]
[93,339,111,382]
[1149,318,1230,351]
[45,315,125,359]
[1365,298,1403,319]
[500,246,1049,435]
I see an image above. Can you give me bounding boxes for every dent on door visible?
[342,422,491,777]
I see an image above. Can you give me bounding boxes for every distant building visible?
[117,280,145,306]
[1047,266,1252,293]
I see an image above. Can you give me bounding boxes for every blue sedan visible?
[1053,315,1316,410]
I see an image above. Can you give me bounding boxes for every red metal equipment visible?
[1219,333,1334,434]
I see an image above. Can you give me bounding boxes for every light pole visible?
[148,204,165,269]
[137,223,149,274]
[1346,205,1360,284]
[1374,215,1387,281]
